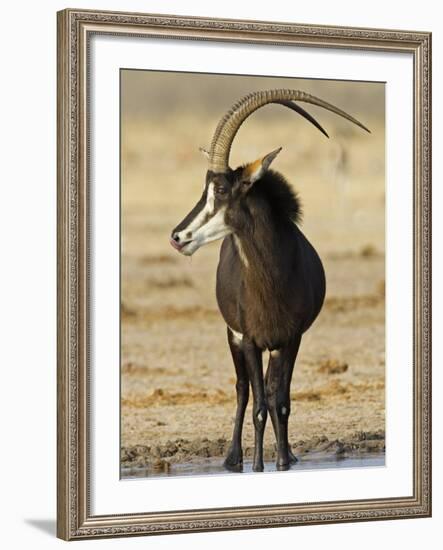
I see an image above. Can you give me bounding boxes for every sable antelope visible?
[170,89,369,472]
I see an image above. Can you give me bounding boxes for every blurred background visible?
[120,70,385,476]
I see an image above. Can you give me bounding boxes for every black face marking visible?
[171,191,206,236]
[171,173,231,249]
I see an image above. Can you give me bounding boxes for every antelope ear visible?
[242,147,282,185]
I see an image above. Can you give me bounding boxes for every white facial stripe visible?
[192,207,230,244]
[180,207,231,256]
[177,182,233,255]
[206,182,215,213]
[176,182,215,239]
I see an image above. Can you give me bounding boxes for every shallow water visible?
[121,452,385,480]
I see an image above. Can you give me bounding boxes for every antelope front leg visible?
[243,337,266,472]
[224,328,249,472]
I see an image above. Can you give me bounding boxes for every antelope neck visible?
[234,201,294,294]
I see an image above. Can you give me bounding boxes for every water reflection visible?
[121,453,385,480]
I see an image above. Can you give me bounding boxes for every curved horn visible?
[208,89,370,173]
[273,100,329,138]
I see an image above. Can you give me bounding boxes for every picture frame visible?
[57,7,431,540]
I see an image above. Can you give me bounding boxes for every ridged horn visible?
[208,89,370,173]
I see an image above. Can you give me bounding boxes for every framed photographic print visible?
[57,8,432,540]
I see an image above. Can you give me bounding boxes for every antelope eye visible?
[215,186,227,195]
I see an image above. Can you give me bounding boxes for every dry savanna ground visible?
[120,73,385,475]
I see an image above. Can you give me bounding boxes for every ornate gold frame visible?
[57,8,432,540]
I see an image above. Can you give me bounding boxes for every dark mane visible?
[250,169,302,225]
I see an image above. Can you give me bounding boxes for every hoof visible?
[224,450,243,472]
[223,458,243,473]
[252,462,264,472]
[288,449,298,464]
[276,461,291,471]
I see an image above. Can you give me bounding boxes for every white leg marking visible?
[281,406,288,416]
[270,349,281,358]
[229,327,243,346]
[257,411,264,422]
[234,235,249,268]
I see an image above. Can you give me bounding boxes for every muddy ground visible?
[120,73,385,475]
